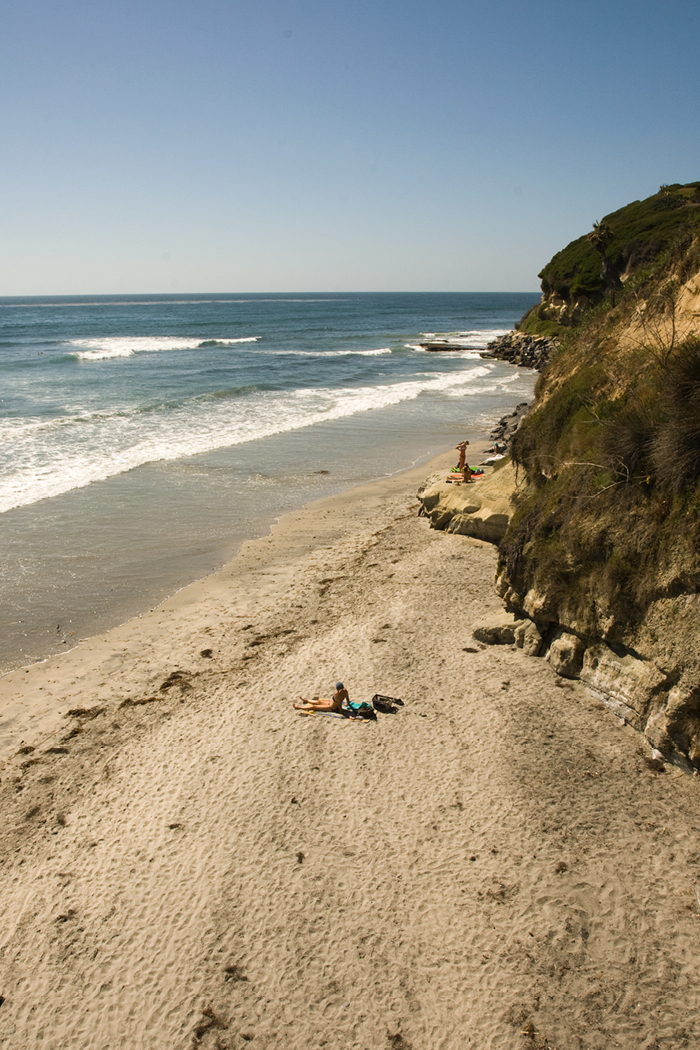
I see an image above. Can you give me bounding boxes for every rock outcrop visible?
[488,402,530,452]
[418,462,519,543]
[418,342,473,351]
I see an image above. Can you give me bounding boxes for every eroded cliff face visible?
[423,194,700,770]
[501,238,700,768]
[494,575,700,768]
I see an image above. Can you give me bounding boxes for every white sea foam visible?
[444,371,532,398]
[0,364,493,513]
[265,347,392,357]
[200,338,261,346]
[457,329,512,339]
[69,336,260,360]
[413,328,513,350]
[445,382,499,398]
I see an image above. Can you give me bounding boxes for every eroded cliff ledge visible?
[418,461,519,543]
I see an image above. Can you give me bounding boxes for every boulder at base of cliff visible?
[473,610,523,645]
[513,618,543,657]
[545,630,585,679]
[473,610,543,654]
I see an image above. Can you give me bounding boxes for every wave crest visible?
[69,336,260,360]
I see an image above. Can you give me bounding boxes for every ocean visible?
[0,291,539,671]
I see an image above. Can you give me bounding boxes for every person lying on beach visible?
[294,682,348,712]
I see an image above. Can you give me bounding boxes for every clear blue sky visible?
[2,0,699,294]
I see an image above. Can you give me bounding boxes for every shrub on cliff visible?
[512,334,700,496]
[651,337,700,491]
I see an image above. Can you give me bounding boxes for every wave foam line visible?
[405,344,484,356]
[274,347,392,357]
[421,328,513,339]
[69,336,260,360]
[0,364,493,513]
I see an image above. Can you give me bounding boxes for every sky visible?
[2,0,700,294]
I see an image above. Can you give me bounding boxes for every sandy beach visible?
[1,448,699,1050]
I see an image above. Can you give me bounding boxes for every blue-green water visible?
[0,292,539,669]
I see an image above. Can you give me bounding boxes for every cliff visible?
[422,183,700,770]
[520,180,700,332]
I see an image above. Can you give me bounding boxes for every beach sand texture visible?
[1,452,699,1050]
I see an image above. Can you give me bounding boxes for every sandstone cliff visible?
[422,184,700,770]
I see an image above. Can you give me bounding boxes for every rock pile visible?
[483,331,555,371]
[488,402,529,453]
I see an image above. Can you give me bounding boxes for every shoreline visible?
[0,443,476,763]
[1,289,540,676]
[1,409,522,677]
[0,441,455,678]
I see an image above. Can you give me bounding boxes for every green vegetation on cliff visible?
[519,182,700,335]
[499,189,700,650]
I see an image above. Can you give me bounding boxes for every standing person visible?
[294,682,348,712]
[456,440,473,483]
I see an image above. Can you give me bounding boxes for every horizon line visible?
[0,289,541,301]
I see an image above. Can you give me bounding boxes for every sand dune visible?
[1,451,699,1049]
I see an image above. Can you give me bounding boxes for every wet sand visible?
[1,447,699,1050]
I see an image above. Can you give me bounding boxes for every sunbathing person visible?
[294,682,348,712]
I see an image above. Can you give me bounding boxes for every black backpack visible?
[371,694,404,714]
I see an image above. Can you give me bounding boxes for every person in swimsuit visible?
[455,440,474,483]
[456,440,469,471]
[294,682,348,712]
